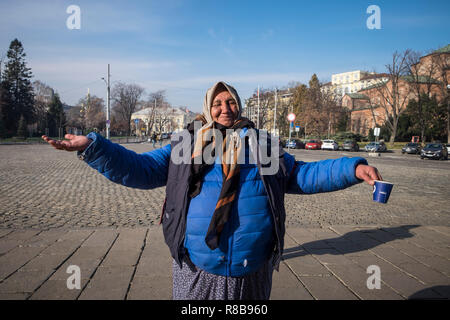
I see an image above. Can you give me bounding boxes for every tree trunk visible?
[389,119,398,145]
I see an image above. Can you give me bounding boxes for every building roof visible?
[346,93,370,100]
[360,73,390,81]
[401,75,441,84]
[360,81,387,91]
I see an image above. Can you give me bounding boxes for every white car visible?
[321,139,339,151]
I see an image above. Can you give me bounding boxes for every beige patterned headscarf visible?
[202,81,242,124]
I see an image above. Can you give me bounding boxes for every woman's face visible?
[211,89,239,127]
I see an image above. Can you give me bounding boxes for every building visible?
[343,45,449,136]
[131,106,197,136]
[322,70,389,98]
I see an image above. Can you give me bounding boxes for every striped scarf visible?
[187,115,255,250]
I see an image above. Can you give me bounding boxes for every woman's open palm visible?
[42,134,91,152]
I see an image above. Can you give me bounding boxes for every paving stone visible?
[78,266,134,300]
[127,276,172,300]
[310,248,357,265]
[20,254,69,272]
[50,259,101,281]
[299,275,358,300]
[411,256,450,277]
[387,240,437,257]
[23,230,66,247]
[270,262,314,300]
[282,235,330,276]
[0,270,53,293]
[101,249,141,267]
[380,271,430,298]
[135,256,172,277]
[0,229,14,238]
[29,279,84,300]
[0,293,29,300]
[369,246,420,266]
[326,264,403,300]
[81,229,118,247]
[0,246,46,280]
[1,230,41,241]
[394,262,450,286]
[0,240,21,255]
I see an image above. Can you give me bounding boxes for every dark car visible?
[402,142,421,154]
[286,139,305,149]
[161,133,170,139]
[420,143,448,160]
[342,140,359,152]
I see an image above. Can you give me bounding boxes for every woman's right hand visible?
[42,134,92,152]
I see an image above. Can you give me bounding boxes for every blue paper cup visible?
[373,180,394,204]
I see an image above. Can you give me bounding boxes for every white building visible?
[131,106,198,136]
[322,70,389,97]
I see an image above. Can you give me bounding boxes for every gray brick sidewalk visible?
[0,225,448,300]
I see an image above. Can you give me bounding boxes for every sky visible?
[0,0,449,112]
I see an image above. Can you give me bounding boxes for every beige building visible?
[131,106,197,136]
[322,70,389,97]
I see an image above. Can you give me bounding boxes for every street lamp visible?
[101,64,111,140]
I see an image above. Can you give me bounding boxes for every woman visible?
[42,81,382,300]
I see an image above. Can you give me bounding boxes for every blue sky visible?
[0,0,449,112]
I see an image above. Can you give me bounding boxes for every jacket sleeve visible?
[283,152,368,194]
[78,132,171,189]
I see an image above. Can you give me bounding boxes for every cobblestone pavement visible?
[0,142,449,229]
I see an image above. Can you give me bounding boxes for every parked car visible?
[446,144,450,154]
[161,133,170,139]
[401,142,421,154]
[305,139,322,150]
[342,140,360,152]
[364,141,387,152]
[321,139,339,151]
[286,139,305,149]
[420,143,448,160]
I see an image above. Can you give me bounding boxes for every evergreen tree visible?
[0,110,6,138]
[17,114,28,139]
[1,39,35,136]
[47,93,66,137]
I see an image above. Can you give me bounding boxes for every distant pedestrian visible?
[151,132,157,148]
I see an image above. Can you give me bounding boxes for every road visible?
[0,142,449,229]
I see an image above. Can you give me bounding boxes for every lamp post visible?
[101,64,111,140]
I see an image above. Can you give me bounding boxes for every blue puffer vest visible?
[184,131,274,276]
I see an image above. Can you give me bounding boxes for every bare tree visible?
[404,50,443,143]
[145,90,169,134]
[111,82,145,136]
[369,50,413,144]
[32,80,54,134]
[430,49,450,143]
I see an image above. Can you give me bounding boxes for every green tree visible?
[47,93,66,137]
[1,39,35,136]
